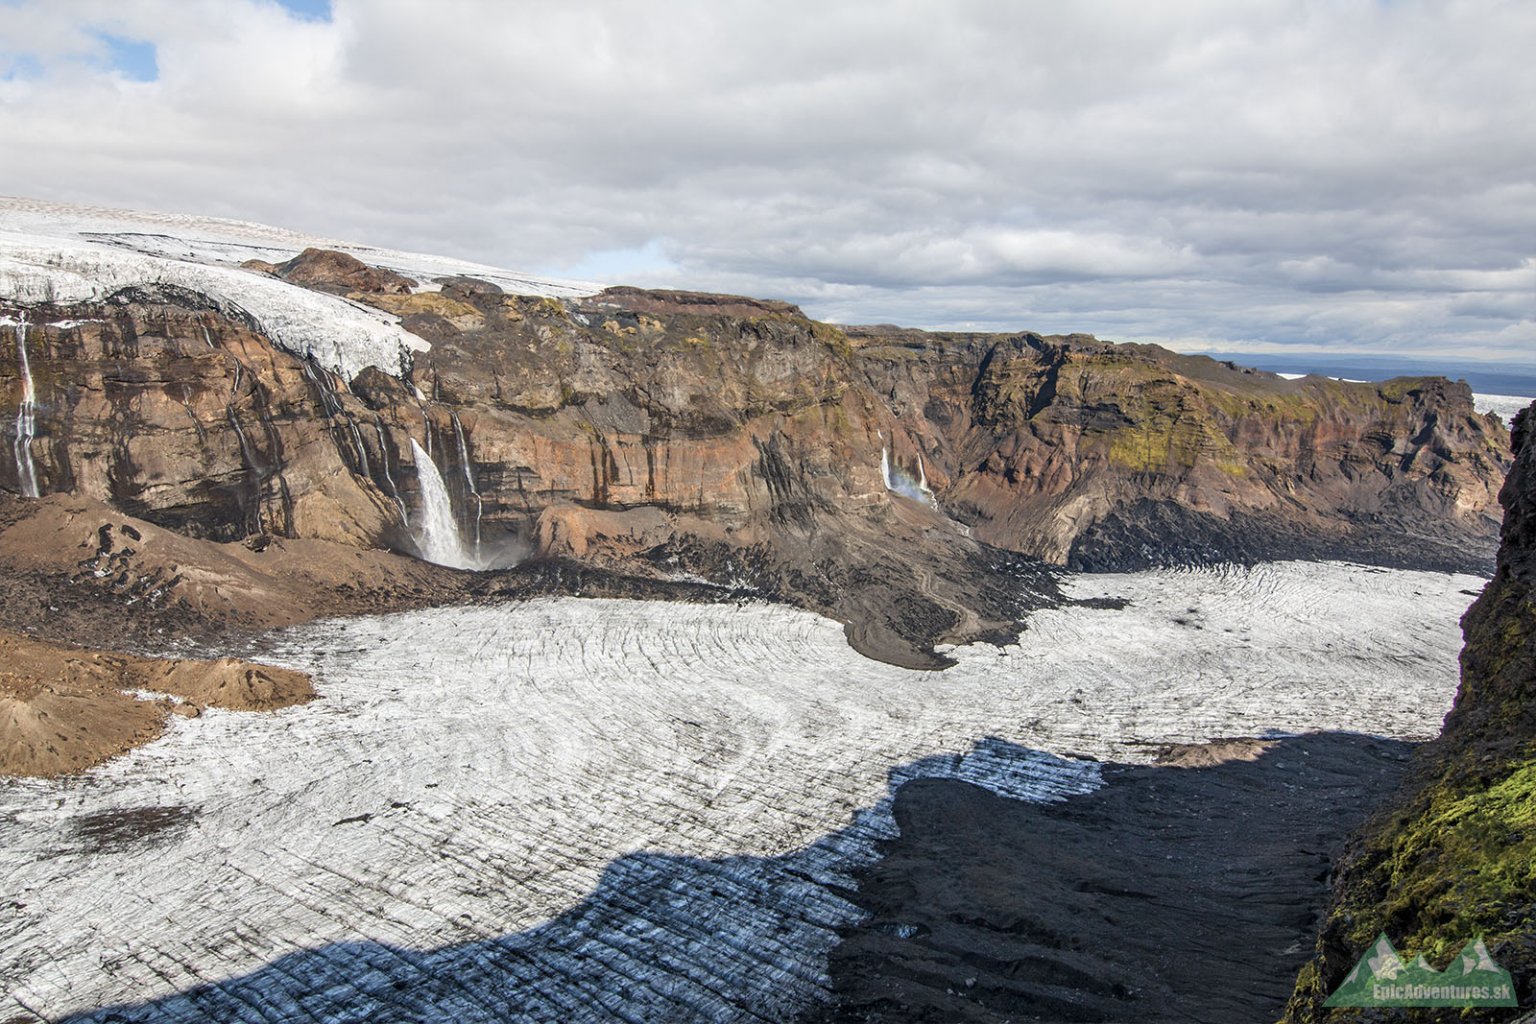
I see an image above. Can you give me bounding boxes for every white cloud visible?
[0,0,1531,366]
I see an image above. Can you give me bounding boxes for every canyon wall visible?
[0,257,1513,661]
[1282,402,1536,1022]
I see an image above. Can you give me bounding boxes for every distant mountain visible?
[1204,350,1536,396]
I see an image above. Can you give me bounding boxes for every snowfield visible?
[0,561,1481,1023]
[1474,392,1534,425]
[0,196,599,381]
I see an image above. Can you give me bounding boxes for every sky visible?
[0,0,1532,370]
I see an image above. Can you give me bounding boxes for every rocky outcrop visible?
[1281,402,1536,1022]
[0,261,1512,662]
[244,247,414,296]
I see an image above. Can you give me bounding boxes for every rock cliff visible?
[1281,401,1536,1022]
[0,246,1512,663]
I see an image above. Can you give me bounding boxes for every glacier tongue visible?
[0,561,1483,1022]
[0,229,428,382]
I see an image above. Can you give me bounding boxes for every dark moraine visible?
[809,732,1416,1024]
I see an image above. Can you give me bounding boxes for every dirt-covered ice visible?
[0,561,1482,1022]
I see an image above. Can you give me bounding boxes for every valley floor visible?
[0,561,1484,1022]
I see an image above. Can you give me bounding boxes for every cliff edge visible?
[1281,402,1536,1022]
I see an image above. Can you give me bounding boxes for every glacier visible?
[0,560,1482,1022]
[0,197,600,382]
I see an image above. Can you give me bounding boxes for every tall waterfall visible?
[11,312,38,498]
[451,411,483,553]
[410,438,469,568]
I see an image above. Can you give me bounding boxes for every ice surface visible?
[0,561,1482,1021]
[0,196,600,381]
[1473,392,1534,424]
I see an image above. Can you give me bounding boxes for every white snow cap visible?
[0,196,601,382]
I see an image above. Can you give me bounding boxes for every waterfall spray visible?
[878,433,937,507]
[410,438,469,568]
[11,312,38,498]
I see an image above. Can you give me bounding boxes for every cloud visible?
[0,0,1531,367]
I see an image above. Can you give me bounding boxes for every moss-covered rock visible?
[1280,405,1536,1023]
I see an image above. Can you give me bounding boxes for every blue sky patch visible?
[1,53,42,81]
[97,33,157,82]
[274,0,333,21]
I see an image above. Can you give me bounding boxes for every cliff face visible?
[0,261,1512,662]
[1282,404,1536,1022]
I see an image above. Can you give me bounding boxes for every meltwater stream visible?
[0,561,1484,1022]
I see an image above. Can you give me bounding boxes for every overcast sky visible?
[0,0,1532,368]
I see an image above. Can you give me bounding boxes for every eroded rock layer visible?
[0,269,1510,662]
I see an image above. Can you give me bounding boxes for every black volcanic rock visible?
[812,734,1416,1024]
[1280,401,1536,1024]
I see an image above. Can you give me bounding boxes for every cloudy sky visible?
[0,0,1532,370]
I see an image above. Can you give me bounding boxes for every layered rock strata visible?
[0,256,1512,663]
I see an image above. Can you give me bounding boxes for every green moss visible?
[812,322,854,362]
[1358,757,1536,965]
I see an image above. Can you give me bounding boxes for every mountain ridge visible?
[0,200,1515,668]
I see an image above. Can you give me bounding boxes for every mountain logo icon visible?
[1325,933,1518,1008]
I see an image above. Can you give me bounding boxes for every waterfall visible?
[376,420,409,526]
[451,412,483,553]
[410,438,469,568]
[878,435,937,508]
[12,312,38,498]
[347,420,372,480]
[916,454,936,503]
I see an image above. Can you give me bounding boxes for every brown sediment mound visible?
[0,493,473,653]
[1152,735,1275,767]
[0,628,313,778]
[146,659,313,712]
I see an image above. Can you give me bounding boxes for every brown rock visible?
[272,247,414,296]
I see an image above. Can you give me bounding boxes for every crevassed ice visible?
[0,561,1482,1022]
[0,197,600,381]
